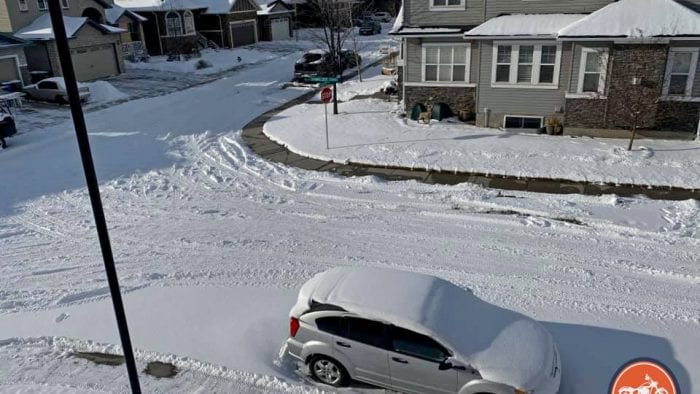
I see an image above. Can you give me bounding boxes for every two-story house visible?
[0,0,147,83]
[116,0,262,56]
[392,0,700,133]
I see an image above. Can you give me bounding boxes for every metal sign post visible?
[321,86,333,149]
[47,1,141,393]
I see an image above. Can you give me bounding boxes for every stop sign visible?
[321,86,333,103]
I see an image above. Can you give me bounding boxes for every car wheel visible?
[55,95,68,105]
[309,355,349,387]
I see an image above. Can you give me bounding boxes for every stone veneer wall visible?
[564,98,607,128]
[404,85,475,116]
[565,44,699,132]
[656,101,700,131]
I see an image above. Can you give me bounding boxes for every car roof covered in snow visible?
[292,267,554,390]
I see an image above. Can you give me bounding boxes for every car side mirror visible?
[439,357,468,371]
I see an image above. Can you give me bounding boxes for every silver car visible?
[24,77,90,104]
[286,267,561,394]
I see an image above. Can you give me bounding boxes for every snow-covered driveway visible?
[0,32,698,393]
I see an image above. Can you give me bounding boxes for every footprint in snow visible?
[55,312,69,323]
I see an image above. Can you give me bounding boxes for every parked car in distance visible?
[24,77,90,104]
[359,20,381,35]
[294,50,334,80]
[286,267,561,394]
[373,11,392,22]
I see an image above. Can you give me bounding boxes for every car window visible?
[38,81,58,90]
[305,54,323,62]
[316,316,344,335]
[390,326,449,362]
[344,317,387,348]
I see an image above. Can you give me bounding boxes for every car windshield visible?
[304,53,324,62]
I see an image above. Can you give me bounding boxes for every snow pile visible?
[264,98,700,189]
[128,48,277,75]
[84,81,128,104]
[335,72,393,101]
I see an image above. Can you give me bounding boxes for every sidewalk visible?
[242,97,699,200]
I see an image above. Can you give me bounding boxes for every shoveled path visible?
[242,96,699,201]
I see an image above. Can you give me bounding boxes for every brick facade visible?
[564,44,699,132]
[564,98,607,128]
[404,85,476,118]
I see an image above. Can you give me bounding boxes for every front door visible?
[334,317,391,387]
[387,325,457,394]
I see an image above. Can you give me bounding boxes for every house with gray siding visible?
[392,0,700,132]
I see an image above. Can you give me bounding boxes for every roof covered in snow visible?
[389,3,403,34]
[291,267,554,391]
[464,13,586,38]
[117,0,259,13]
[391,26,464,36]
[15,14,125,40]
[105,4,148,24]
[558,0,700,38]
[15,14,86,40]
[0,33,27,47]
[257,0,293,16]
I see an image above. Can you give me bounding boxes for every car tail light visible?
[290,317,300,337]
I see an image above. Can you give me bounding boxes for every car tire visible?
[308,355,349,387]
[55,95,68,105]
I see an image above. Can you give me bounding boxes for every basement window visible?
[18,0,28,11]
[504,115,543,129]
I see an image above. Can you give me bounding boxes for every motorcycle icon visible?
[618,374,669,394]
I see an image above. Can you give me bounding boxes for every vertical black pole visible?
[47,2,142,393]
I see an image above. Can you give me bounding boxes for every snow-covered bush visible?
[195,59,212,70]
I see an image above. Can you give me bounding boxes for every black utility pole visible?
[47,2,142,393]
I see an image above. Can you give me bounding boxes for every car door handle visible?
[392,357,408,364]
[336,341,351,348]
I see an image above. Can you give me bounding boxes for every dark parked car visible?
[359,20,381,35]
[294,50,335,80]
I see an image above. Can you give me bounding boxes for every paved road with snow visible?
[0,30,698,393]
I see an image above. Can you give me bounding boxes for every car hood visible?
[464,318,555,391]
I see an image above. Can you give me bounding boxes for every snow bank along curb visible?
[262,100,700,199]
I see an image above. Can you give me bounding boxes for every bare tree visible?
[305,0,359,113]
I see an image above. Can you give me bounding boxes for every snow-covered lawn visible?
[0,27,698,393]
[264,98,700,189]
[127,47,280,75]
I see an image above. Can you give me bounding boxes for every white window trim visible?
[576,47,608,96]
[165,11,184,37]
[61,0,69,9]
[421,43,471,83]
[429,0,464,11]
[37,0,47,11]
[662,47,698,97]
[491,41,561,89]
[18,0,28,11]
[183,10,196,36]
[503,115,544,129]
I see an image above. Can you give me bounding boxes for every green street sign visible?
[307,76,339,84]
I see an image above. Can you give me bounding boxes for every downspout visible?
[482,0,486,22]
[153,12,163,55]
[219,15,224,47]
[473,40,480,124]
[402,38,407,112]
[567,42,574,93]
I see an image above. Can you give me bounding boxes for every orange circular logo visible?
[610,359,678,394]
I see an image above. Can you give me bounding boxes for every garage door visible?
[230,21,257,47]
[0,57,20,84]
[70,44,119,81]
[270,18,290,41]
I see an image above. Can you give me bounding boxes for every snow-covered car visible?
[373,11,392,22]
[294,50,334,80]
[287,267,561,394]
[23,77,90,104]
